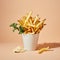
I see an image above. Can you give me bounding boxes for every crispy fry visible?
[38,46,49,54]
[24,11,32,25]
[17,11,46,34]
[18,20,24,26]
[33,15,39,24]
[36,19,46,28]
[35,28,41,34]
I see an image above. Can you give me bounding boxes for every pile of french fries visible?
[18,11,46,34]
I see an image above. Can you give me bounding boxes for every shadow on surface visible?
[36,42,60,50]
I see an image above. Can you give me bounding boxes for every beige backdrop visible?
[0,0,60,43]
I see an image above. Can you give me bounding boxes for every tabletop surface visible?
[0,43,60,60]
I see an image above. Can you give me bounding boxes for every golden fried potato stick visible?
[33,15,39,24]
[18,20,24,26]
[24,11,32,26]
[35,28,40,34]
[28,23,35,27]
[18,12,46,34]
[35,27,40,34]
[38,46,49,54]
[35,19,46,33]
[36,19,46,28]
[30,19,33,25]
[28,18,36,27]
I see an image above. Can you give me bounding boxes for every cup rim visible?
[22,33,40,35]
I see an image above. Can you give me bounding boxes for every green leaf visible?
[10,23,24,34]
[10,23,18,32]
[10,23,17,28]
[19,26,24,34]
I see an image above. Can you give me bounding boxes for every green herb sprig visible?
[10,23,24,34]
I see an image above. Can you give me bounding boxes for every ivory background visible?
[0,0,60,43]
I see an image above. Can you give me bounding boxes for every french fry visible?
[28,23,35,27]
[18,20,24,26]
[33,15,39,24]
[36,19,46,28]
[24,11,32,26]
[30,19,33,25]
[38,46,49,54]
[17,11,46,34]
[35,28,41,34]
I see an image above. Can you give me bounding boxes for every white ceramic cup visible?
[22,33,39,51]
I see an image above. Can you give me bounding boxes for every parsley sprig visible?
[10,23,24,34]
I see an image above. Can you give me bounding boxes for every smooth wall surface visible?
[0,0,60,43]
